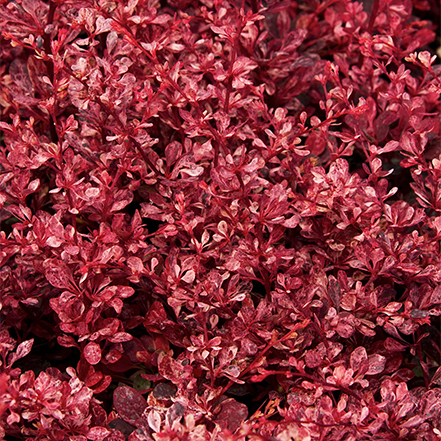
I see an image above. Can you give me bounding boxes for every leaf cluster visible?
[0,0,440,440]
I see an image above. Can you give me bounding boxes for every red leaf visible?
[213,398,248,432]
[104,355,135,372]
[111,189,133,213]
[58,335,80,349]
[85,371,104,388]
[328,276,341,311]
[108,419,136,439]
[165,141,183,166]
[108,332,133,343]
[305,131,326,155]
[90,402,108,427]
[92,374,112,394]
[429,366,441,387]
[113,386,147,425]
[384,338,407,352]
[152,383,176,400]
[154,335,170,351]
[84,342,102,365]
[144,301,167,332]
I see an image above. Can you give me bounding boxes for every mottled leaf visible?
[84,342,102,365]
[212,398,248,432]
[87,427,111,441]
[113,386,147,425]
[43,259,72,289]
[147,409,161,433]
[366,354,387,375]
[15,339,34,361]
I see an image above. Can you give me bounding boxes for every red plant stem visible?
[43,2,56,81]
[254,368,365,404]
[358,0,380,68]
[218,320,311,398]
[224,26,243,114]
[44,1,58,143]
[368,0,380,33]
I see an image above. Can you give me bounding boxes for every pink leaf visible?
[46,236,64,247]
[84,342,102,365]
[58,335,80,349]
[104,430,126,441]
[87,427,111,441]
[181,269,196,284]
[108,332,133,343]
[15,339,34,360]
[366,354,387,375]
[158,355,185,384]
[118,286,135,298]
[147,409,161,433]
[282,215,300,228]
[349,347,368,372]
[180,165,204,177]
[43,259,73,289]
[378,140,399,154]
[336,320,355,338]
[400,415,425,428]
[140,203,164,220]
[6,411,20,425]
[127,257,145,276]
[109,298,124,314]
[111,190,133,213]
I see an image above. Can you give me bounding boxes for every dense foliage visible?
[1,0,440,439]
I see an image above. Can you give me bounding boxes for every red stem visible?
[44,1,58,143]
[357,0,380,68]
[218,320,311,397]
[367,0,380,33]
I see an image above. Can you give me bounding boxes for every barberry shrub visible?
[0,0,440,439]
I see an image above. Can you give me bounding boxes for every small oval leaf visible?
[113,386,147,425]
[84,342,102,365]
[87,427,111,441]
[147,409,161,433]
[15,339,34,360]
